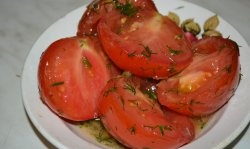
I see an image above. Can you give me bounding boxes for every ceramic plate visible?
[22,0,250,149]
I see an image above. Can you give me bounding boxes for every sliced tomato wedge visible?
[97,4,192,78]
[157,37,240,116]
[98,75,195,149]
[77,0,157,36]
[38,36,115,121]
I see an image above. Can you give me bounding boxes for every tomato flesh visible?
[157,37,240,116]
[38,36,112,121]
[97,6,192,78]
[98,76,195,149]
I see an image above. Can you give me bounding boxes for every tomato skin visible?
[157,37,240,117]
[77,0,157,36]
[98,76,195,149]
[192,36,239,54]
[97,10,192,78]
[38,36,112,121]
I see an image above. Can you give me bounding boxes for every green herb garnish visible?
[103,86,117,97]
[143,90,157,101]
[128,51,136,57]
[90,2,99,12]
[129,125,136,134]
[167,65,176,73]
[190,99,204,106]
[113,0,138,17]
[144,125,172,136]
[225,65,232,74]
[79,39,87,48]
[51,81,64,87]
[168,46,182,56]
[119,95,125,109]
[123,82,136,95]
[141,46,156,58]
[82,57,92,68]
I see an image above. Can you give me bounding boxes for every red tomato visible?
[192,36,238,54]
[157,37,240,117]
[38,36,114,121]
[97,4,192,78]
[98,75,195,149]
[77,0,157,36]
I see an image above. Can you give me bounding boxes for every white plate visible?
[22,0,250,149]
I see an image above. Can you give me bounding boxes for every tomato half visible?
[98,75,195,149]
[38,36,114,121]
[97,3,192,78]
[77,0,157,36]
[157,37,240,117]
